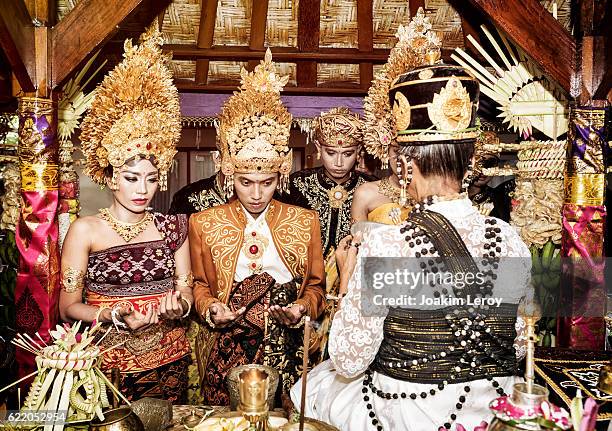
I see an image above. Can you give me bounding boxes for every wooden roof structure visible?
[0,0,610,106]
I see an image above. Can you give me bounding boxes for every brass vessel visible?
[89,407,145,431]
[488,382,550,431]
[238,367,270,431]
[228,364,279,411]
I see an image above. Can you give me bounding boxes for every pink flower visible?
[75,333,82,343]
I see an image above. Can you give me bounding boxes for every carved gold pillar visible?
[15,96,60,377]
[557,102,609,350]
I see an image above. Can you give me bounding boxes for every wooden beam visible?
[195,0,218,85]
[249,0,269,51]
[51,0,150,88]
[247,0,269,72]
[297,0,320,86]
[409,0,425,18]
[166,44,456,63]
[174,79,367,95]
[580,35,608,102]
[0,0,35,92]
[168,45,389,62]
[465,0,575,92]
[357,0,373,89]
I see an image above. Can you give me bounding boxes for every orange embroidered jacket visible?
[189,199,326,320]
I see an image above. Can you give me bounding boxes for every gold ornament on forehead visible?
[427,77,472,132]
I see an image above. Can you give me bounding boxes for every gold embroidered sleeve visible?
[62,268,85,293]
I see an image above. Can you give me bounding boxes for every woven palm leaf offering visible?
[453,24,567,346]
[0,321,126,430]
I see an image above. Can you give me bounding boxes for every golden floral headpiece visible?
[363,7,441,168]
[312,107,363,148]
[218,49,292,195]
[80,25,180,191]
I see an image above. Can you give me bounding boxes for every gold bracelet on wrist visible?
[175,272,194,289]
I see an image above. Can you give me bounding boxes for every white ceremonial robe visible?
[291,198,533,431]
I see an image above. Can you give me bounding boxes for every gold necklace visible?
[378,176,401,203]
[99,208,154,243]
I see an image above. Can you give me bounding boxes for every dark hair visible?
[398,141,474,184]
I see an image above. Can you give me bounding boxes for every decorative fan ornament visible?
[451,26,568,140]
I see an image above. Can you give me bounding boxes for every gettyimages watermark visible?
[358,256,610,318]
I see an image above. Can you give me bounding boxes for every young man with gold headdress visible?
[276,107,374,361]
[278,107,374,257]
[189,50,326,405]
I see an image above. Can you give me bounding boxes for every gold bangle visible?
[175,272,194,289]
[62,268,85,293]
[180,297,192,318]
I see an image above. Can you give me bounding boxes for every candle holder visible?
[228,364,279,411]
[238,368,270,431]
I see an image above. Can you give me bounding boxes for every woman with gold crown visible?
[59,26,193,403]
[292,10,532,430]
[348,15,425,227]
[189,50,325,405]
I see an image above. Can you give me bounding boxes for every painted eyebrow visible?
[121,171,158,176]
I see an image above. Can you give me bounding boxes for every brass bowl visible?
[89,407,145,431]
[510,382,549,409]
[597,363,612,395]
[227,364,279,411]
[130,398,172,431]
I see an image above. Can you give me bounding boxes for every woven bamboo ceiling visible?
[55,0,571,95]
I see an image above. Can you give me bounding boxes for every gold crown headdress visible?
[218,49,292,195]
[80,25,180,191]
[312,107,363,148]
[363,8,441,168]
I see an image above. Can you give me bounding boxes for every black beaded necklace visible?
[362,196,513,431]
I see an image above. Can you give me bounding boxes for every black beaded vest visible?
[371,209,518,384]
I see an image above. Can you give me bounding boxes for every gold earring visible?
[110,171,119,191]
